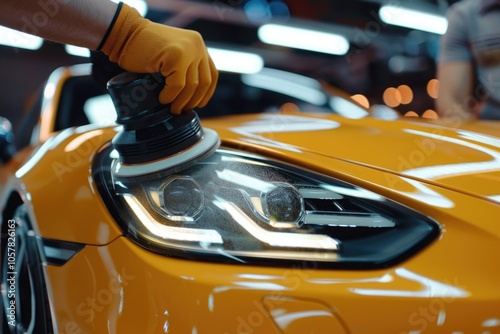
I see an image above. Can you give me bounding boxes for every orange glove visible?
[99,3,218,115]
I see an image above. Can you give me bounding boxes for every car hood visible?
[203,113,500,203]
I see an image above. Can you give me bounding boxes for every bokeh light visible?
[404,111,419,117]
[427,79,439,99]
[422,109,438,119]
[350,94,370,108]
[397,85,413,105]
[383,87,402,108]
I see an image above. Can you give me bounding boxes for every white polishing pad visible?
[111,128,220,179]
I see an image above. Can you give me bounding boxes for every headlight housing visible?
[94,145,439,268]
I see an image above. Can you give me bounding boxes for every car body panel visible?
[9,114,500,245]
[43,207,500,334]
[2,126,122,245]
[46,233,500,334]
[2,115,498,333]
[2,65,500,333]
[202,113,500,203]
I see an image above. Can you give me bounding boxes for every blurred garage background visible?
[0,0,458,130]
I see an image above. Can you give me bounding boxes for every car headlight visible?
[94,146,440,268]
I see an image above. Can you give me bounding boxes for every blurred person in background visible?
[1,0,218,115]
[436,0,500,120]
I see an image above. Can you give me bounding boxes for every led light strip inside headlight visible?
[214,198,339,250]
[124,195,223,245]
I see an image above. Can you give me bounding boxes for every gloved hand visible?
[99,3,218,115]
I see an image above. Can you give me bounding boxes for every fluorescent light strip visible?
[259,67,322,88]
[111,0,148,16]
[65,45,91,58]
[207,47,264,74]
[64,45,264,75]
[329,96,369,119]
[258,23,349,55]
[242,71,327,105]
[0,26,43,50]
[83,94,117,125]
[379,5,448,35]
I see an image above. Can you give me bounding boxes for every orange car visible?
[1,64,500,334]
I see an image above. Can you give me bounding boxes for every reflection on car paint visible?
[349,267,468,298]
[231,114,340,152]
[15,128,76,178]
[402,128,500,179]
[262,296,347,334]
[396,178,454,208]
[307,273,393,285]
[458,130,500,149]
[489,195,500,202]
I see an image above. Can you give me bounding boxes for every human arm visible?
[0,0,218,114]
[435,4,476,120]
[436,61,476,120]
[1,0,117,49]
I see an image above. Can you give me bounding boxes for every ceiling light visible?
[0,26,43,50]
[64,45,264,74]
[242,68,327,105]
[379,5,448,35]
[329,97,369,119]
[65,45,90,58]
[207,47,264,74]
[111,0,148,16]
[258,23,349,55]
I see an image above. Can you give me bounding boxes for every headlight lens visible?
[94,146,439,268]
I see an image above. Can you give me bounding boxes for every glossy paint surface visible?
[3,116,497,333]
[12,126,122,245]
[1,66,500,333]
[202,113,500,203]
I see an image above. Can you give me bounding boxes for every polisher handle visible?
[107,72,204,164]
